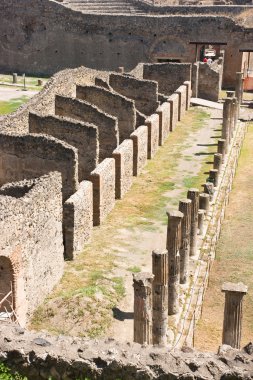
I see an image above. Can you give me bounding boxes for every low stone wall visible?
[63,181,93,260]
[0,323,253,380]
[76,85,136,143]
[29,113,99,181]
[156,101,170,145]
[184,81,192,110]
[143,63,192,96]
[0,172,64,325]
[109,73,159,116]
[55,95,119,161]
[89,158,116,226]
[168,93,179,131]
[198,63,221,102]
[145,113,160,159]
[0,133,78,202]
[175,85,187,121]
[130,125,148,176]
[112,139,133,199]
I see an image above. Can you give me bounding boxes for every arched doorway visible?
[0,256,15,318]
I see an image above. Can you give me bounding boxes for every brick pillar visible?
[214,153,223,174]
[199,193,210,212]
[133,272,154,345]
[152,250,168,346]
[222,282,248,349]
[218,139,226,163]
[222,98,232,152]
[166,210,183,315]
[187,188,199,257]
[235,72,243,105]
[178,199,192,284]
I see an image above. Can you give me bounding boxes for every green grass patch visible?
[127,266,141,273]
[0,96,30,115]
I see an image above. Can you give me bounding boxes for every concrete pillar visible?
[222,98,233,152]
[235,72,243,105]
[187,188,199,257]
[166,210,183,315]
[152,250,168,346]
[12,73,17,84]
[198,209,205,235]
[178,199,192,284]
[222,282,248,349]
[199,193,210,212]
[133,272,154,345]
[209,169,219,187]
[204,182,214,201]
[218,139,226,163]
[214,153,223,174]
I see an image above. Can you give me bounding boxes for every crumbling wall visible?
[76,85,136,143]
[55,95,119,161]
[156,101,170,145]
[63,181,93,260]
[198,63,221,102]
[175,85,187,120]
[145,113,160,159]
[112,139,133,199]
[0,172,64,324]
[0,133,78,202]
[109,73,159,116]
[143,63,191,96]
[168,93,179,131]
[130,125,148,176]
[29,113,99,180]
[89,158,116,226]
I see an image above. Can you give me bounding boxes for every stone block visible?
[112,139,133,199]
[145,114,159,159]
[130,125,148,176]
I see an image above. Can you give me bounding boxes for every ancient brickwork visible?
[0,172,64,324]
[112,139,134,199]
[130,125,148,176]
[63,181,93,260]
[29,113,99,180]
[76,85,136,143]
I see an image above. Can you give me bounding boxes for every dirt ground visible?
[0,87,38,101]
[195,121,253,352]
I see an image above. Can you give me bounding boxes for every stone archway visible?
[0,256,15,314]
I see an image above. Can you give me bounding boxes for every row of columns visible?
[133,72,247,348]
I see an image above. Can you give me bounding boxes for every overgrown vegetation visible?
[0,363,27,380]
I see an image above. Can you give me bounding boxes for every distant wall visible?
[63,181,93,260]
[130,125,148,176]
[29,113,99,180]
[143,63,191,96]
[0,133,78,202]
[89,158,115,226]
[0,172,64,324]
[109,73,159,116]
[55,95,119,161]
[76,85,136,143]
[112,139,133,199]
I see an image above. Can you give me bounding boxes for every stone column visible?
[12,73,17,84]
[178,199,192,284]
[133,272,154,345]
[209,169,219,187]
[152,250,168,346]
[222,98,232,152]
[235,72,243,105]
[218,139,226,163]
[199,193,210,212]
[222,282,248,349]
[166,210,183,315]
[118,67,124,73]
[187,188,199,257]
[214,153,223,174]
[198,209,205,235]
[204,182,214,201]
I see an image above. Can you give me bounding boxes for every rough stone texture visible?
[0,133,78,202]
[155,101,170,145]
[112,139,133,199]
[0,173,64,325]
[198,62,221,102]
[63,181,93,260]
[130,125,148,176]
[143,63,191,96]
[1,324,253,379]
[76,85,136,143]
[187,188,199,257]
[175,85,187,121]
[145,113,160,159]
[109,73,159,116]
[89,158,115,226]
[168,93,179,131]
[184,81,192,110]
[55,95,119,161]
[29,113,99,181]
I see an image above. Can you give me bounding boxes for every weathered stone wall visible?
[109,73,159,116]
[112,139,133,199]
[89,158,116,226]
[63,181,93,260]
[175,84,187,120]
[29,113,99,181]
[0,323,253,380]
[156,101,171,145]
[76,85,136,143]
[0,133,78,202]
[0,172,64,324]
[198,62,221,102]
[145,113,160,159]
[168,93,179,131]
[130,125,148,176]
[143,63,191,96]
[55,95,119,161]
